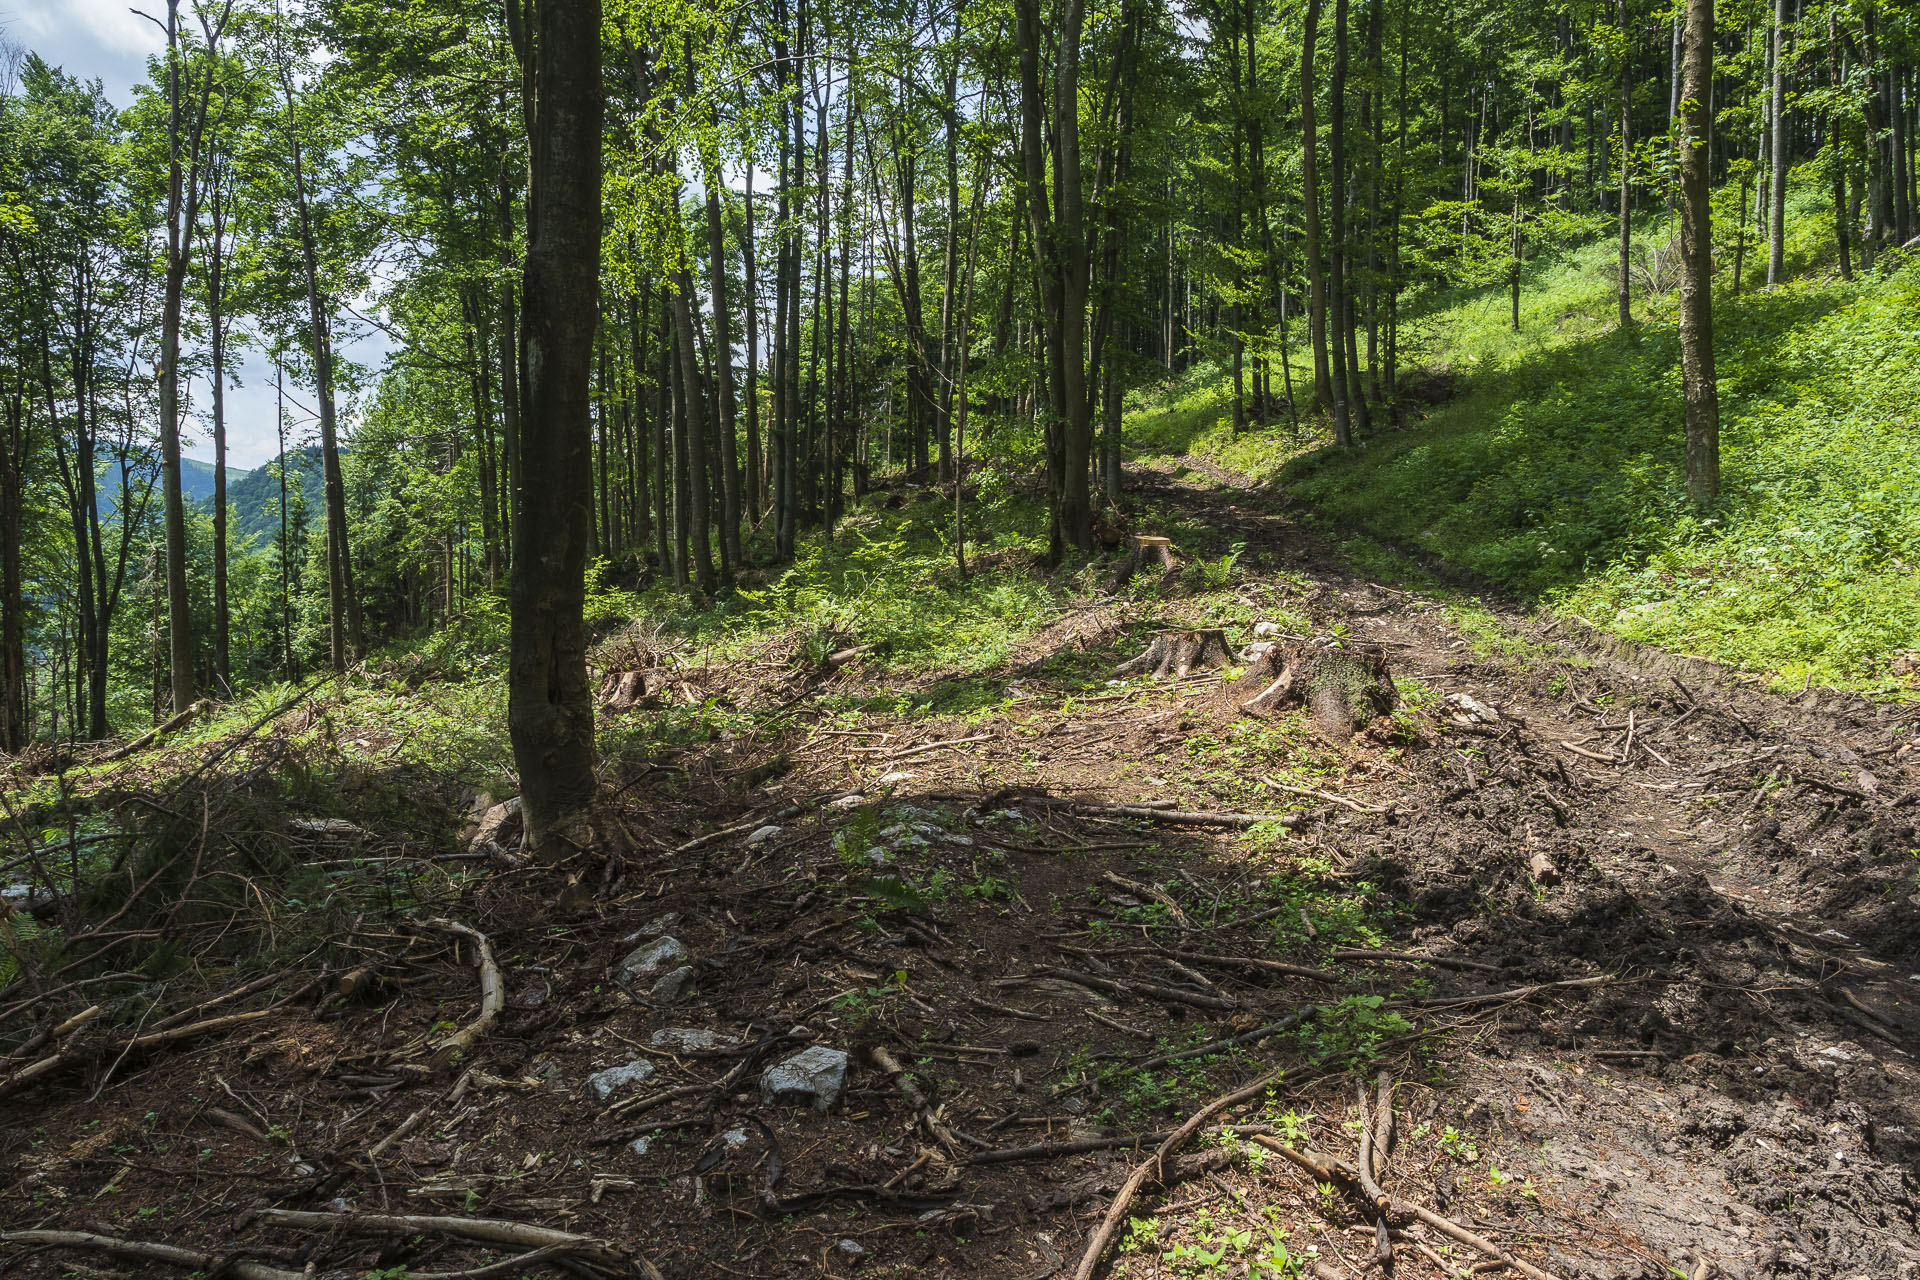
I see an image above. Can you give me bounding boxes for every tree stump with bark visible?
[1111,534,1178,590]
[1238,638,1397,737]
[600,669,673,710]
[1116,628,1238,680]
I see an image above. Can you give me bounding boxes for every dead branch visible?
[1099,871,1198,929]
[1071,1062,1296,1280]
[1261,774,1388,813]
[670,803,805,855]
[422,919,504,1069]
[870,1045,965,1154]
[89,699,211,764]
[0,1229,301,1280]
[0,1008,275,1101]
[1055,800,1304,829]
[1026,966,1242,1012]
[251,1209,658,1278]
[1330,948,1503,973]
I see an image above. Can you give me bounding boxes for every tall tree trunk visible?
[1326,0,1353,444]
[741,169,763,522]
[1766,0,1790,286]
[1679,0,1720,507]
[1300,0,1335,422]
[698,72,741,575]
[509,0,603,846]
[208,165,231,694]
[1618,0,1633,328]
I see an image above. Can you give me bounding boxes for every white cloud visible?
[14,0,162,59]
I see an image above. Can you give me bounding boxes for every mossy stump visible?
[1116,628,1238,680]
[1238,638,1396,736]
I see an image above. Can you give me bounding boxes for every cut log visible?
[1239,638,1396,737]
[1115,628,1237,680]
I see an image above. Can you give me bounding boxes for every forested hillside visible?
[2,0,1917,1277]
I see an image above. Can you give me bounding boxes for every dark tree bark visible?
[509,0,604,846]
[1679,0,1720,508]
[207,162,231,693]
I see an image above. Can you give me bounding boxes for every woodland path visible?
[1,463,1915,1280]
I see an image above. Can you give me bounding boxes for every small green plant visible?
[1300,995,1415,1067]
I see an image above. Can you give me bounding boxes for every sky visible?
[5,0,397,472]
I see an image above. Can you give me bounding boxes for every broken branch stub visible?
[1115,628,1238,680]
[1239,638,1397,736]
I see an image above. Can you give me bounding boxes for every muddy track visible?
[1151,455,1920,1279]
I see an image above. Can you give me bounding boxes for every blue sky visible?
[6,0,396,471]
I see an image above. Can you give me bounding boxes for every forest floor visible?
[2,461,1918,1280]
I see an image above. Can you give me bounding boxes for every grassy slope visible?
[1130,234,1920,697]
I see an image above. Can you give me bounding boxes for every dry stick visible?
[1100,870,1199,929]
[1065,802,1305,829]
[0,1008,274,1101]
[1086,944,1340,985]
[251,1209,659,1278]
[1,1004,101,1067]
[1129,1008,1313,1072]
[1557,740,1619,764]
[1402,1202,1562,1280]
[88,699,209,764]
[422,919,503,1069]
[1330,948,1502,974]
[1391,974,1612,1010]
[1260,774,1388,814]
[1369,1069,1395,1183]
[1029,965,1242,1013]
[1071,1064,1295,1280]
[670,803,806,855]
[970,1122,1280,1166]
[870,1045,965,1153]
[0,1230,301,1280]
[865,733,993,761]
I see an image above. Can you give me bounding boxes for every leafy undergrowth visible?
[1130,231,1920,697]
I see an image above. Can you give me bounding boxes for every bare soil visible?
[2,462,1915,1280]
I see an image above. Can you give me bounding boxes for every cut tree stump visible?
[1111,534,1178,590]
[601,669,673,709]
[1238,638,1396,736]
[1115,628,1238,679]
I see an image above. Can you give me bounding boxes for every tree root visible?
[251,1208,660,1278]
[0,1229,301,1280]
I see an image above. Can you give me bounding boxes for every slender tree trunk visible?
[742,169,763,524]
[208,168,231,694]
[509,0,604,846]
[1301,0,1335,422]
[1766,0,1790,286]
[1619,0,1634,328]
[697,68,741,575]
[1679,0,1720,507]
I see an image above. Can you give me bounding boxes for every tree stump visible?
[1115,628,1238,679]
[1238,638,1397,736]
[601,668,673,710]
[1111,534,1178,591]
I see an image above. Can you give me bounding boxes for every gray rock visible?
[651,1027,735,1053]
[760,1045,851,1112]
[837,1238,867,1258]
[628,1134,655,1155]
[586,1058,656,1102]
[649,965,697,1003]
[746,824,784,845]
[621,912,680,944]
[617,936,689,986]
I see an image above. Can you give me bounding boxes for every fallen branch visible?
[251,1209,659,1278]
[1100,871,1198,929]
[422,919,503,1070]
[1128,1009,1313,1072]
[870,1045,966,1153]
[1060,801,1304,829]
[1027,965,1242,1012]
[1392,974,1612,1010]
[670,803,805,855]
[0,1230,300,1280]
[1084,945,1339,985]
[1071,1062,1297,1280]
[1330,948,1502,974]
[1402,1201,1563,1280]
[0,1009,274,1101]
[90,699,210,764]
[1260,774,1388,814]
